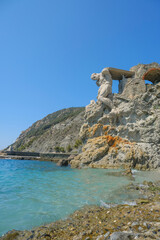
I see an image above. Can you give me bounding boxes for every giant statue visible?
[91,68,113,110]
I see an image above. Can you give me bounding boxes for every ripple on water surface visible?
[0,159,159,236]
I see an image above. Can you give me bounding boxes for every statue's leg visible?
[98,96,113,110]
[97,84,113,109]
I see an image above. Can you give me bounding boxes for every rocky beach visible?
[1,178,160,240]
[1,63,160,239]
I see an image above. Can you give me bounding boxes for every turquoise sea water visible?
[0,159,159,236]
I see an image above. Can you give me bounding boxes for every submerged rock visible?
[122,168,133,176]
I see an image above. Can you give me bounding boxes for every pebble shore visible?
[1,180,160,240]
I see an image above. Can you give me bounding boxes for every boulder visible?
[57,159,69,167]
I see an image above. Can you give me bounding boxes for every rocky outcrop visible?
[130,62,160,80]
[57,158,69,166]
[70,63,160,170]
[120,77,146,99]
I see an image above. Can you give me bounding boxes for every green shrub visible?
[55,146,60,152]
[66,144,72,152]
[60,147,65,153]
[17,145,26,151]
[54,146,65,153]
[74,139,82,148]
[153,105,160,109]
[17,137,36,152]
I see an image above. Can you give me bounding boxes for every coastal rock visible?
[84,100,104,125]
[71,135,149,170]
[122,168,133,176]
[57,159,69,166]
[70,136,109,168]
[71,63,160,170]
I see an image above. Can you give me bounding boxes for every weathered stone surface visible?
[84,100,104,125]
[71,63,160,170]
[70,136,110,168]
[121,78,146,99]
[118,75,128,94]
[71,127,150,170]
[130,62,160,79]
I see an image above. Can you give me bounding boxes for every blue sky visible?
[0,0,160,150]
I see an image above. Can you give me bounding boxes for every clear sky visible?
[0,0,160,150]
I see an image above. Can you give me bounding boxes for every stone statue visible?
[91,68,113,110]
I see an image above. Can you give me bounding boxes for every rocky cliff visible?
[70,63,160,170]
[8,63,160,169]
[9,107,85,153]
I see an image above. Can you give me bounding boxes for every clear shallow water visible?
[0,159,159,236]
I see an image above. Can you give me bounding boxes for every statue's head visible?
[91,73,101,86]
[91,73,99,80]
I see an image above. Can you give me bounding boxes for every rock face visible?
[9,107,85,153]
[70,63,160,170]
[121,77,146,99]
